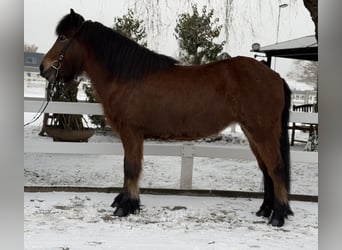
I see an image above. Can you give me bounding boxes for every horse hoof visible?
[111,192,140,217]
[114,207,128,217]
[269,215,285,227]
[256,207,272,218]
[111,192,124,208]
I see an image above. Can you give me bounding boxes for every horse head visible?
[40,9,85,83]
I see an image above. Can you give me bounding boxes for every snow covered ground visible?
[25,192,317,250]
[24,127,318,250]
[24,79,318,249]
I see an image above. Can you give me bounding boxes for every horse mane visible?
[77,20,179,81]
[56,10,85,36]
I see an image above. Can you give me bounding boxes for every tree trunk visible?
[303,0,318,41]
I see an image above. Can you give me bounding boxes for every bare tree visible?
[287,60,318,89]
[24,43,38,52]
[303,0,318,40]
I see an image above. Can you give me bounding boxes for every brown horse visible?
[40,9,293,227]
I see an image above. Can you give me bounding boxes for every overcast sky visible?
[24,0,315,76]
[24,0,129,53]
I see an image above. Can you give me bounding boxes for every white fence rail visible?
[24,98,318,189]
[24,98,319,124]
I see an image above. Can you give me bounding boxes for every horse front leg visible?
[111,129,143,217]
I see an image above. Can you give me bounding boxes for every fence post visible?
[230,123,236,133]
[180,142,194,189]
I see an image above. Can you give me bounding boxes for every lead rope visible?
[24,71,59,127]
[24,22,84,127]
[24,100,50,127]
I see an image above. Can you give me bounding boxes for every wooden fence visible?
[24,98,318,189]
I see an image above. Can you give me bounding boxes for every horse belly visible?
[143,95,233,140]
[123,65,235,140]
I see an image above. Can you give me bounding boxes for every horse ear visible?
[70,8,75,15]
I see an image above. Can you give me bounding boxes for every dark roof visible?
[24,52,45,67]
[251,35,318,61]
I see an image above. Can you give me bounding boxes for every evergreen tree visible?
[113,9,147,47]
[174,4,226,65]
[82,83,106,129]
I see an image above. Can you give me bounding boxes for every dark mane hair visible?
[77,20,178,81]
[56,9,85,36]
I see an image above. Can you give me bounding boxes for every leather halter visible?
[50,23,84,78]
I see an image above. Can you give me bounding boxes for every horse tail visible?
[280,79,291,193]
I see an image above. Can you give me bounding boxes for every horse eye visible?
[59,35,67,42]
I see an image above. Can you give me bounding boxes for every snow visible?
[24,79,318,249]
[24,126,318,249]
[25,192,317,250]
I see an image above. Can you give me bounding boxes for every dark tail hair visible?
[280,80,291,193]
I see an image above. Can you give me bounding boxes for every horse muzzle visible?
[40,64,58,83]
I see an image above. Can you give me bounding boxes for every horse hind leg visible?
[255,157,274,218]
[257,139,293,227]
[256,171,274,218]
[243,132,274,218]
[243,125,292,227]
[111,128,143,217]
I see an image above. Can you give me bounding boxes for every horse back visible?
[106,56,285,141]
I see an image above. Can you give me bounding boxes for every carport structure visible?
[251,34,318,66]
[252,35,318,149]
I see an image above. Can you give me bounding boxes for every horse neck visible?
[82,50,119,102]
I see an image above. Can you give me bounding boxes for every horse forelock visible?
[56,12,85,36]
[77,21,179,82]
